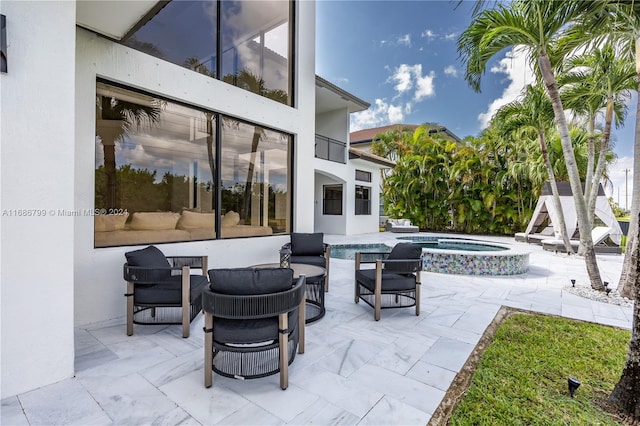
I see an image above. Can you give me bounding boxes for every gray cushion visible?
[290,233,324,256]
[384,243,421,273]
[208,267,293,295]
[213,309,298,344]
[125,245,170,268]
[356,269,417,292]
[134,275,208,305]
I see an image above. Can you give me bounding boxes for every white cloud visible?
[443,32,457,40]
[444,65,458,78]
[422,29,435,38]
[414,70,436,101]
[606,156,634,210]
[398,34,411,46]
[478,47,534,128]
[389,64,436,101]
[350,98,405,131]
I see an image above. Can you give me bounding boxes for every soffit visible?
[76,1,163,41]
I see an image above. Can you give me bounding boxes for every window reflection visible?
[94,81,291,247]
[121,0,292,105]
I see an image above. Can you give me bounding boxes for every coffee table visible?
[250,263,326,324]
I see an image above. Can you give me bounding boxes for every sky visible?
[315,0,635,210]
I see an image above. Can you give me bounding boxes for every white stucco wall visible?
[346,160,383,234]
[316,108,348,142]
[0,0,316,397]
[0,1,77,398]
[314,172,347,234]
[74,0,316,326]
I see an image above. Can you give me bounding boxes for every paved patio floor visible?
[2,233,633,425]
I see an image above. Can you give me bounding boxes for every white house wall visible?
[346,160,383,234]
[314,173,347,234]
[316,108,348,141]
[0,1,77,398]
[0,0,316,399]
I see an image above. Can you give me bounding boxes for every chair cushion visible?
[134,274,208,305]
[208,268,293,295]
[290,255,325,268]
[356,269,416,292]
[384,243,422,273]
[125,245,171,268]
[213,309,298,344]
[290,233,324,256]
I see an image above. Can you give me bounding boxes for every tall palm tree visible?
[493,84,574,253]
[576,1,640,300]
[457,0,605,290]
[561,46,634,230]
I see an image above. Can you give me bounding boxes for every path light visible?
[603,281,609,287]
[571,279,576,287]
[568,377,580,397]
[606,287,612,296]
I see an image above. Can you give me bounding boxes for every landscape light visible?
[568,377,580,397]
[571,279,576,287]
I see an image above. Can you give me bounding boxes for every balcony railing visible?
[315,134,346,164]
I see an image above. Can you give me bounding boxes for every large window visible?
[121,0,292,105]
[323,185,342,215]
[94,81,291,247]
[355,185,371,215]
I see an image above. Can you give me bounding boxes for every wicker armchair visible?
[281,232,331,291]
[123,245,208,338]
[354,243,422,321]
[203,268,306,390]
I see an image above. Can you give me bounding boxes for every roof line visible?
[315,75,370,110]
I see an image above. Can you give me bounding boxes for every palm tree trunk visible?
[242,127,261,221]
[586,103,612,226]
[608,215,640,419]
[584,117,596,207]
[619,64,640,299]
[538,53,604,291]
[540,131,574,254]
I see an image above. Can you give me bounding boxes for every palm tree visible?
[97,95,162,209]
[493,84,575,253]
[457,0,605,291]
[561,46,634,230]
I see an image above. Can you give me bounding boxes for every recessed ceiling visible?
[76,1,162,40]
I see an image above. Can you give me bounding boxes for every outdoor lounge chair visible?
[123,245,208,338]
[385,218,419,233]
[281,232,331,291]
[202,267,306,389]
[541,226,621,254]
[354,242,422,321]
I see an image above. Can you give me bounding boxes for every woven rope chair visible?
[281,232,331,291]
[354,243,422,321]
[123,245,208,338]
[202,268,306,390]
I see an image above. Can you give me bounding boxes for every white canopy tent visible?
[522,182,622,246]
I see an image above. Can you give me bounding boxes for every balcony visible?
[315,134,346,164]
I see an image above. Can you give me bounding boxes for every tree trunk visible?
[540,131,574,254]
[608,215,640,419]
[619,63,640,299]
[586,102,612,227]
[242,127,261,221]
[538,53,603,291]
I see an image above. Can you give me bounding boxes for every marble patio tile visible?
[590,302,630,322]
[78,373,180,425]
[406,361,458,391]
[419,336,475,373]
[74,347,119,373]
[424,307,465,328]
[1,396,29,426]
[287,398,360,425]
[76,342,175,379]
[308,337,385,378]
[220,374,319,423]
[19,379,111,425]
[451,303,500,335]
[561,304,596,323]
[145,329,202,356]
[216,403,284,425]
[594,316,633,330]
[290,365,384,417]
[159,370,251,425]
[358,395,432,426]
[369,338,434,375]
[349,364,444,416]
[139,349,202,387]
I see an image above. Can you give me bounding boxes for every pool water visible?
[330,243,391,260]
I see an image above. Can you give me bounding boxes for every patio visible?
[2,233,632,425]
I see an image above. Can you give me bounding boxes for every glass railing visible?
[315,134,346,164]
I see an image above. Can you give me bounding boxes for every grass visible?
[448,313,630,425]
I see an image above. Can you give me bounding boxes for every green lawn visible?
[448,313,630,425]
